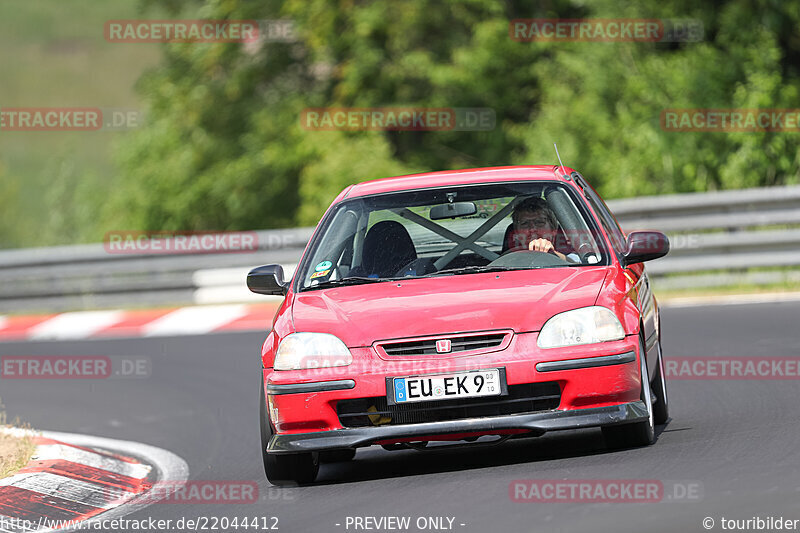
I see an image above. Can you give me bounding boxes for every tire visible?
[320,449,356,462]
[651,340,669,425]
[263,450,319,486]
[602,338,655,449]
[260,375,319,485]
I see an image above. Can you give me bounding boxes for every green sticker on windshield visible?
[315,260,333,272]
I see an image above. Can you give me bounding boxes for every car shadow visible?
[310,420,672,486]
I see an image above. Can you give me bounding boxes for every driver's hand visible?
[528,238,568,261]
[528,238,555,253]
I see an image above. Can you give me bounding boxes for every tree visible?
[110,0,800,233]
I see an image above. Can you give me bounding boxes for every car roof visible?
[341,165,577,200]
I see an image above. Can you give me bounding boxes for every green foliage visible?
[111,0,800,233]
[6,0,799,245]
[0,165,21,247]
[0,0,165,248]
[515,0,800,196]
[296,132,416,225]
[107,0,315,231]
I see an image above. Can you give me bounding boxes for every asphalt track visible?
[2,301,800,533]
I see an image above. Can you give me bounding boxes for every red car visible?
[249,166,670,485]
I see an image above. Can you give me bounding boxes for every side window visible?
[583,189,626,256]
[303,208,360,283]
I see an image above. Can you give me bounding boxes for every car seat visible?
[351,221,418,278]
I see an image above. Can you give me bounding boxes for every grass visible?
[0,405,35,479]
[655,280,800,301]
[0,0,170,248]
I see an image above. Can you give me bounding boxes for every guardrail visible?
[0,229,312,313]
[609,184,800,290]
[0,184,798,313]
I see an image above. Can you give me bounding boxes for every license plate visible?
[391,369,502,404]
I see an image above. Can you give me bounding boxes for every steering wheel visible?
[499,244,566,259]
[488,250,568,268]
[576,242,598,264]
[394,258,436,277]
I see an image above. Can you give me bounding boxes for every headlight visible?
[537,306,625,349]
[274,332,353,371]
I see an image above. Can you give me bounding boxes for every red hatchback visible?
[249,166,670,485]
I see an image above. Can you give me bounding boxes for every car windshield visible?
[297,181,609,290]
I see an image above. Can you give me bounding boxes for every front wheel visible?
[263,451,319,486]
[260,375,319,485]
[651,340,669,425]
[602,338,655,449]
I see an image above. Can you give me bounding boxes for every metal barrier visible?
[0,229,312,313]
[609,184,800,289]
[1,185,798,313]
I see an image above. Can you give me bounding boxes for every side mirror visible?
[247,264,289,296]
[622,231,670,266]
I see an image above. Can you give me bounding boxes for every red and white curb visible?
[0,429,188,532]
[0,303,279,343]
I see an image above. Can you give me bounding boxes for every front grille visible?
[380,333,506,357]
[336,382,561,428]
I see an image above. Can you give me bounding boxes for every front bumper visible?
[264,332,644,448]
[267,400,648,453]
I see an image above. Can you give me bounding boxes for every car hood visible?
[291,267,613,347]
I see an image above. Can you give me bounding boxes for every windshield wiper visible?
[303,276,392,290]
[424,265,520,277]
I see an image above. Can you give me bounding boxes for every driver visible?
[509,197,578,262]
